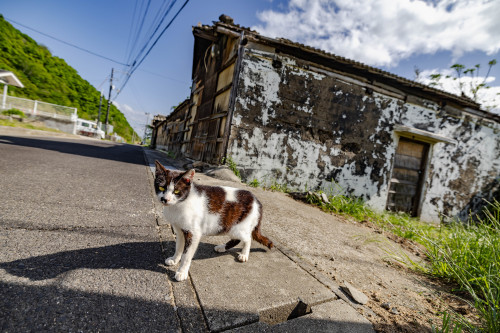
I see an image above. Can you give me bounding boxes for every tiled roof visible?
[194,15,499,118]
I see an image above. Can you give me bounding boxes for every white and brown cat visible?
[154,160,273,281]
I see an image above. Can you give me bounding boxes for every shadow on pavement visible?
[0,280,384,333]
[0,241,249,281]
[0,280,179,332]
[0,135,145,165]
[0,242,167,280]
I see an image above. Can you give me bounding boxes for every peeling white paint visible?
[240,53,282,126]
[229,49,500,223]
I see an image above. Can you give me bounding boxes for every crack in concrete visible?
[276,244,378,319]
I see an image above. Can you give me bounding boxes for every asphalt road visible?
[0,133,180,332]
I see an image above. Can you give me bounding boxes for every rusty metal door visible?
[386,138,429,216]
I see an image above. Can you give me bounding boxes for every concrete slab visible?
[229,300,374,332]
[185,236,336,332]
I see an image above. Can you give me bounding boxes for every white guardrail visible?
[1,95,77,121]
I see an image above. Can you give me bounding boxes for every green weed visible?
[248,179,260,187]
[222,156,241,179]
[266,179,290,193]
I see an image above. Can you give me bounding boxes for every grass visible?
[222,156,241,179]
[306,186,500,332]
[265,179,290,193]
[0,118,62,133]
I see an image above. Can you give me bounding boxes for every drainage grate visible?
[258,300,311,326]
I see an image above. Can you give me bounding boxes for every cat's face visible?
[154,160,195,206]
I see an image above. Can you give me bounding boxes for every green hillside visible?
[0,15,137,142]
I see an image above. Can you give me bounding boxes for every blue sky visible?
[2,0,499,135]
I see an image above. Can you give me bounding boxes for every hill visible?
[0,15,137,142]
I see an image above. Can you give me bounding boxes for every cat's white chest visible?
[162,191,220,234]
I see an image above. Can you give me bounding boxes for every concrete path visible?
[146,148,375,332]
[0,127,374,332]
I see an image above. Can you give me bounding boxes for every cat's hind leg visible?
[214,239,240,253]
[165,225,184,266]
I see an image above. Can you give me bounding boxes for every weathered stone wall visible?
[227,48,500,222]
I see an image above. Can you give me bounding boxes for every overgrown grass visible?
[422,201,499,333]
[305,186,499,332]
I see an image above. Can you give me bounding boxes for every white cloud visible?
[112,101,149,136]
[416,69,500,114]
[253,0,500,67]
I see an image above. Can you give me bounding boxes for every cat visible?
[154,160,273,281]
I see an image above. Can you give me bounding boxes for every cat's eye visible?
[174,190,180,194]
[159,187,165,192]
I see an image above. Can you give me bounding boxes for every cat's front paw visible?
[238,253,248,262]
[175,270,189,281]
[214,244,226,253]
[165,257,179,266]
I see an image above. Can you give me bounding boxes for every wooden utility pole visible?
[105,68,114,135]
[97,91,103,129]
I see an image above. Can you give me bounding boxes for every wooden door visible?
[386,138,429,216]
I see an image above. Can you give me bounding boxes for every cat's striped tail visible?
[252,201,274,249]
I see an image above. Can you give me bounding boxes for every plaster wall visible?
[227,48,500,222]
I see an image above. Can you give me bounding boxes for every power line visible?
[137,67,189,84]
[125,0,140,65]
[127,0,152,65]
[125,0,177,71]
[116,0,190,98]
[136,0,176,63]
[5,17,129,66]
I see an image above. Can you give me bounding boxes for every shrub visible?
[2,108,26,118]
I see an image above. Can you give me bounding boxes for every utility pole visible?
[105,68,114,135]
[143,112,150,145]
[97,90,103,130]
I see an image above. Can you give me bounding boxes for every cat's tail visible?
[252,201,274,249]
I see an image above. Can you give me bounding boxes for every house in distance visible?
[151,15,500,223]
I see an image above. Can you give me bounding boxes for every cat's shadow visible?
[0,241,268,281]
[163,240,268,262]
[198,246,268,263]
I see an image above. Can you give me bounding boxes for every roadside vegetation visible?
[1,109,62,133]
[306,189,499,333]
[225,160,498,332]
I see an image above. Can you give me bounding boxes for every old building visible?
[151,100,189,155]
[152,15,500,223]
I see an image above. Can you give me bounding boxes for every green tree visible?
[0,15,139,142]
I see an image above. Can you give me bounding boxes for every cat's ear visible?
[155,160,167,176]
[182,169,195,184]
